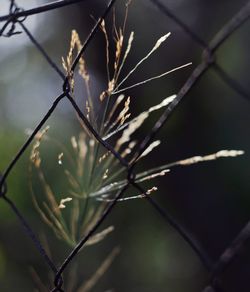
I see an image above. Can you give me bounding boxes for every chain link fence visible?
[0,0,250,291]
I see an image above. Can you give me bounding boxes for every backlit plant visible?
[29,1,244,290]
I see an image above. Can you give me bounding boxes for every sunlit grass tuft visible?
[28,1,244,290]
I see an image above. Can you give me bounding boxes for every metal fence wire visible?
[0,0,250,291]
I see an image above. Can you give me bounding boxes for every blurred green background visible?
[0,0,250,291]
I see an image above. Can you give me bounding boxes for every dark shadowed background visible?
[0,0,250,291]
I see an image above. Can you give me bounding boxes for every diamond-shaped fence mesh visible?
[0,0,250,291]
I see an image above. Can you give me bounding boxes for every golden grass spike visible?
[72,29,88,82]
[115,112,148,150]
[108,96,130,133]
[148,94,176,112]
[89,167,168,198]
[105,94,125,127]
[136,169,169,183]
[113,62,192,95]
[99,91,106,102]
[98,187,158,202]
[62,30,80,92]
[112,1,133,86]
[116,31,134,82]
[178,150,244,165]
[114,32,171,92]
[30,126,50,168]
[139,140,161,159]
[85,226,114,246]
[30,141,41,168]
[121,140,137,158]
[100,19,110,82]
[114,29,124,72]
[108,78,115,95]
[61,56,68,73]
[72,30,93,117]
[133,149,245,183]
[103,95,176,141]
[120,96,131,125]
[98,152,243,198]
